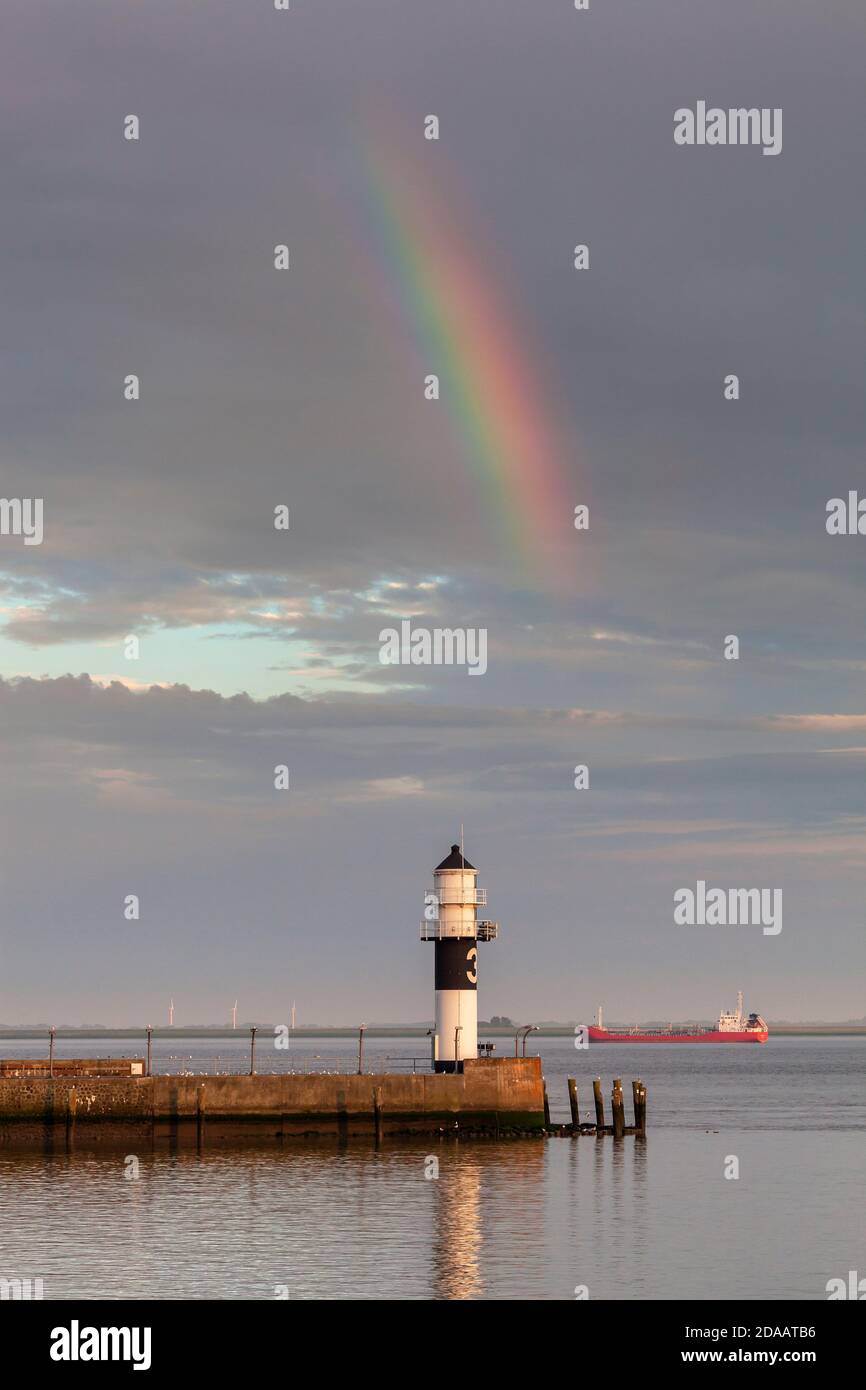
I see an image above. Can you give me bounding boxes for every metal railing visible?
[137,1053,435,1077]
[420,920,499,941]
[2,1030,441,1078]
[427,885,487,906]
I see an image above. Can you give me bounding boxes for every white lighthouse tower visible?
[421,842,499,1072]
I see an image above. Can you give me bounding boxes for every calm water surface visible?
[0,1037,863,1299]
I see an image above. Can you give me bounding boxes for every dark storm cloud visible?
[3,1,864,594]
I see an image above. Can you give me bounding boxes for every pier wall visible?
[0,1057,544,1144]
[0,1058,145,1077]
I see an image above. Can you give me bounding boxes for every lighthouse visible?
[421,842,499,1072]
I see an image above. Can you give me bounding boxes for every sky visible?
[1,0,864,1025]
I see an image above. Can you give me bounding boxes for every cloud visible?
[2,0,865,1019]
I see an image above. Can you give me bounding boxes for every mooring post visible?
[66,1086,77,1147]
[49,1026,56,1078]
[146,1025,152,1078]
[543,1081,551,1129]
[373,1086,384,1143]
[592,1077,605,1131]
[612,1077,625,1139]
[632,1079,641,1129]
[635,1083,647,1136]
[567,1078,579,1130]
[249,1026,257,1076]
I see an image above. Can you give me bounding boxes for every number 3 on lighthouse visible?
[465,947,478,984]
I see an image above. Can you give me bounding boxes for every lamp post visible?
[49,1026,56,1078]
[249,1026,257,1076]
[357,1024,367,1075]
[515,1024,538,1057]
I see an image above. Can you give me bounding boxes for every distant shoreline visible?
[1,1025,865,1040]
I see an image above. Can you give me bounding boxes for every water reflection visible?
[432,1157,483,1299]
[0,1127,860,1300]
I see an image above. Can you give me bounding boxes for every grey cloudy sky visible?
[1,1,864,1024]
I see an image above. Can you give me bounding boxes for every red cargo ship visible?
[587,993,768,1043]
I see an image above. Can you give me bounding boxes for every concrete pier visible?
[0,1057,145,1078]
[0,1057,544,1146]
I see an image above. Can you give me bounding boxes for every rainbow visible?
[346,130,578,591]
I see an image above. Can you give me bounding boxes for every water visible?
[1,1036,863,1299]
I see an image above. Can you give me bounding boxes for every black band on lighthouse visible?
[434,938,478,990]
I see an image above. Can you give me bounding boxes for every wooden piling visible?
[592,1077,605,1131]
[634,1082,647,1136]
[543,1082,551,1129]
[567,1078,579,1130]
[373,1086,384,1143]
[611,1077,625,1139]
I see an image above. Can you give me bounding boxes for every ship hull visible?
[587,1026,768,1044]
